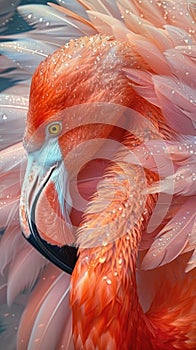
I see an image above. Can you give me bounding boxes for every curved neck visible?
[71,225,158,349]
[71,161,158,349]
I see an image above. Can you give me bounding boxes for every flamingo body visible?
[0,1,195,349]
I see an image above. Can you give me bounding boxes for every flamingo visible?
[0,1,195,349]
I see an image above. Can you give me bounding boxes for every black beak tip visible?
[22,166,78,275]
[22,231,78,275]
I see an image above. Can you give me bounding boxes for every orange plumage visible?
[0,1,195,349]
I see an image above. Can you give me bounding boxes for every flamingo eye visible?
[47,122,62,136]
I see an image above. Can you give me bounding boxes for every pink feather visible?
[17,265,71,350]
[7,246,47,305]
[165,47,196,88]
[0,225,26,275]
[17,264,62,349]
[57,312,74,350]
[185,249,196,272]
[27,274,71,350]
[142,197,195,270]
[0,1,195,348]
[153,75,195,134]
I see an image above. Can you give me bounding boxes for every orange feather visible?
[0,1,195,349]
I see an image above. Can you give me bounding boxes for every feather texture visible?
[0,143,25,231]
[0,225,25,275]
[7,246,47,306]
[142,197,196,270]
[78,0,119,17]
[0,0,22,33]
[0,142,25,173]
[152,75,196,134]
[0,302,25,350]
[27,275,70,350]
[56,0,89,19]
[17,265,71,350]
[0,0,195,349]
[17,264,62,349]
[165,46,196,88]
[18,4,95,37]
[0,94,28,150]
[0,40,50,74]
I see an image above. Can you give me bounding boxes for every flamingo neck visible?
[71,197,156,349]
[71,153,175,349]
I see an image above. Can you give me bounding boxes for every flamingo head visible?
[19,35,150,273]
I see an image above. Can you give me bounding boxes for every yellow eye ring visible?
[48,122,62,136]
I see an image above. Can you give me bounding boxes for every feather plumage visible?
[142,197,196,270]
[56,0,89,19]
[27,275,70,350]
[17,264,61,349]
[0,94,28,149]
[152,75,196,134]
[0,40,51,74]
[0,225,25,275]
[18,4,96,38]
[0,302,25,350]
[17,265,71,350]
[0,0,22,33]
[0,0,195,349]
[7,246,47,306]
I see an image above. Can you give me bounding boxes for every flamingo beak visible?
[19,138,78,274]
